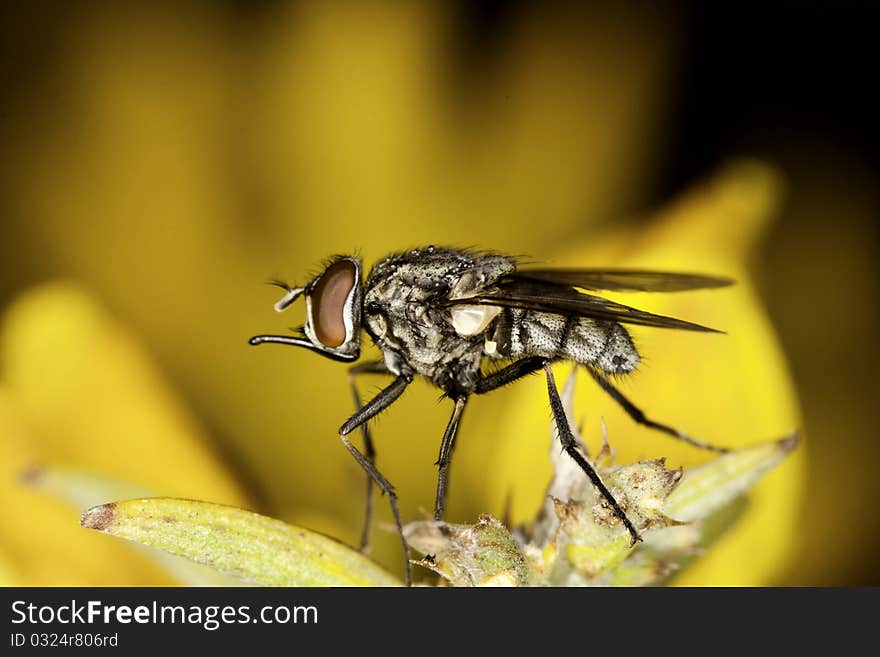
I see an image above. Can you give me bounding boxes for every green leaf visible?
[80,497,401,587]
[664,434,799,522]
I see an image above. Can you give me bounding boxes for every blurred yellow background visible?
[0,2,877,585]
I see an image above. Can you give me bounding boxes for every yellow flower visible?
[0,162,804,586]
[0,4,809,585]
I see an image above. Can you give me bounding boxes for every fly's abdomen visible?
[492,308,640,375]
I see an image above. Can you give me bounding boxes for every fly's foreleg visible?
[347,360,391,553]
[339,372,413,585]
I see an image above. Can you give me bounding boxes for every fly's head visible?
[249,256,363,362]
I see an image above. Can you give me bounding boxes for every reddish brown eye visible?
[311,260,356,347]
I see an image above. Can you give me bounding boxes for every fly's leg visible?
[429,358,545,526]
[347,360,390,553]
[474,356,548,394]
[339,373,413,586]
[544,363,642,545]
[587,367,730,453]
[474,358,640,543]
[433,396,468,521]
[347,382,375,553]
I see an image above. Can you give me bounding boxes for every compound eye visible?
[311,260,357,347]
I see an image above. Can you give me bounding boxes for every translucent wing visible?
[513,268,734,292]
[452,279,724,333]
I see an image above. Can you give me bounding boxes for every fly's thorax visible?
[360,247,519,391]
[362,275,442,349]
[362,246,517,351]
[366,247,516,294]
[364,283,485,385]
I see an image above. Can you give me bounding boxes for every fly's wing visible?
[513,268,734,292]
[451,279,724,333]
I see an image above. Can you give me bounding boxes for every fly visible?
[249,246,734,585]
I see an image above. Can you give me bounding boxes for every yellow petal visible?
[0,283,250,584]
[0,389,173,585]
[1,282,247,505]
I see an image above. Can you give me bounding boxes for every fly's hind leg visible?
[474,358,641,543]
[339,372,413,585]
[348,360,391,553]
[544,364,642,545]
[587,367,730,453]
[474,356,549,394]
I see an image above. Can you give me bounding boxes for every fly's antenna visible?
[267,280,305,312]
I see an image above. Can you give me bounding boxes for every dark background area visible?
[663,2,879,197]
